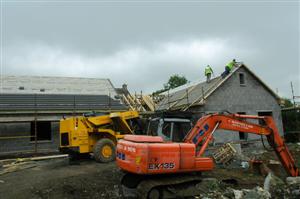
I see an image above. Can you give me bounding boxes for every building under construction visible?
[0,76,127,155]
[0,65,288,154]
[156,64,284,144]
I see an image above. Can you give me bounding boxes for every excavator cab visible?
[146,117,192,142]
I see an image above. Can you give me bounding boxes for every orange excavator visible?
[116,113,299,198]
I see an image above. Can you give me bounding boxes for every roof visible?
[0,75,117,97]
[156,64,280,111]
[0,94,127,113]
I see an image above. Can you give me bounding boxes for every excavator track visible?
[121,172,203,199]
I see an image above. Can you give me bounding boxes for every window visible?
[30,121,52,141]
[147,120,159,136]
[19,86,25,90]
[258,111,273,125]
[172,122,192,142]
[161,122,172,141]
[40,88,45,92]
[237,112,248,141]
[239,132,247,140]
[126,118,144,135]
[239,73,246,85]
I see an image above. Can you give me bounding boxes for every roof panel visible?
[156,76,224,110]
[0,94,127,111]
[1,75,117,97]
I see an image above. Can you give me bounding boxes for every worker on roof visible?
[204,65,214,83]
[221,59,237,78]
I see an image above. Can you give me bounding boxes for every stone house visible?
[156,64,283,144]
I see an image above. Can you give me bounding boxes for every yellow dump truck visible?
[59,111,141,162]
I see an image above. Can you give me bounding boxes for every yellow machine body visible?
[59,111,140,162]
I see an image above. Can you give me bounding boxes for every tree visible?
[152,74,189,95]
[164,74,188,90]
[281,98,293,108]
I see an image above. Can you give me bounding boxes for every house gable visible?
[201,66,280,112]
[156,64,280,111]
[190,66,284,140]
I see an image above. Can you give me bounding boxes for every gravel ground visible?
[0,143,298,199]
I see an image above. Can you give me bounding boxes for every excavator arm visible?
[184,113,299,177]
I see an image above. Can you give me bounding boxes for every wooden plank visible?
[0,162,37,175]
[122,95,135,110]
[30,154,68,161]
[0,154,68,165]
[142,95,156,111]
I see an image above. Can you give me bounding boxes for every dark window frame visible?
[237,112,248,141]
[239,72,246,86]
[171,122,192,142]
[161,121,172,140]
[257,111,273,126]
[30,121,52,142]
[147,120,159,136]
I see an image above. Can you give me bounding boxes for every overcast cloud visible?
[1,0,299,97]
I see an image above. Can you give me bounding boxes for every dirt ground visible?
[0,158,123,199]
[0,143,299,199]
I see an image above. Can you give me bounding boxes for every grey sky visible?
[1,0,299,98]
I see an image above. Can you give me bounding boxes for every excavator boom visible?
[184,113,298,177]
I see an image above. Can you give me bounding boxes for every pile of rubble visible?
[199,143,300,199]
[195,175,300,199]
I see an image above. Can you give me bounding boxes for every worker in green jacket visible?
[221,59,236,78]
[204,65,214,83]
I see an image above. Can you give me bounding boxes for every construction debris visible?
[0,154,67,165]
[263,172,285,196]
[0,154,68,176]
[286,176,300,185]
[116,84,157,112]
[242,186,271,199]
[195,178,220,192]
[196,183,272,199]
[277,176,300,198]
[241,161,249,169]
[194,171,300,199]
[16,154,68,162]
[0,161,37,175]
[0,137,298,199]
[213,143,237,165]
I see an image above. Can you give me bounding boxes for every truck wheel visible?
[93,138,116,163]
